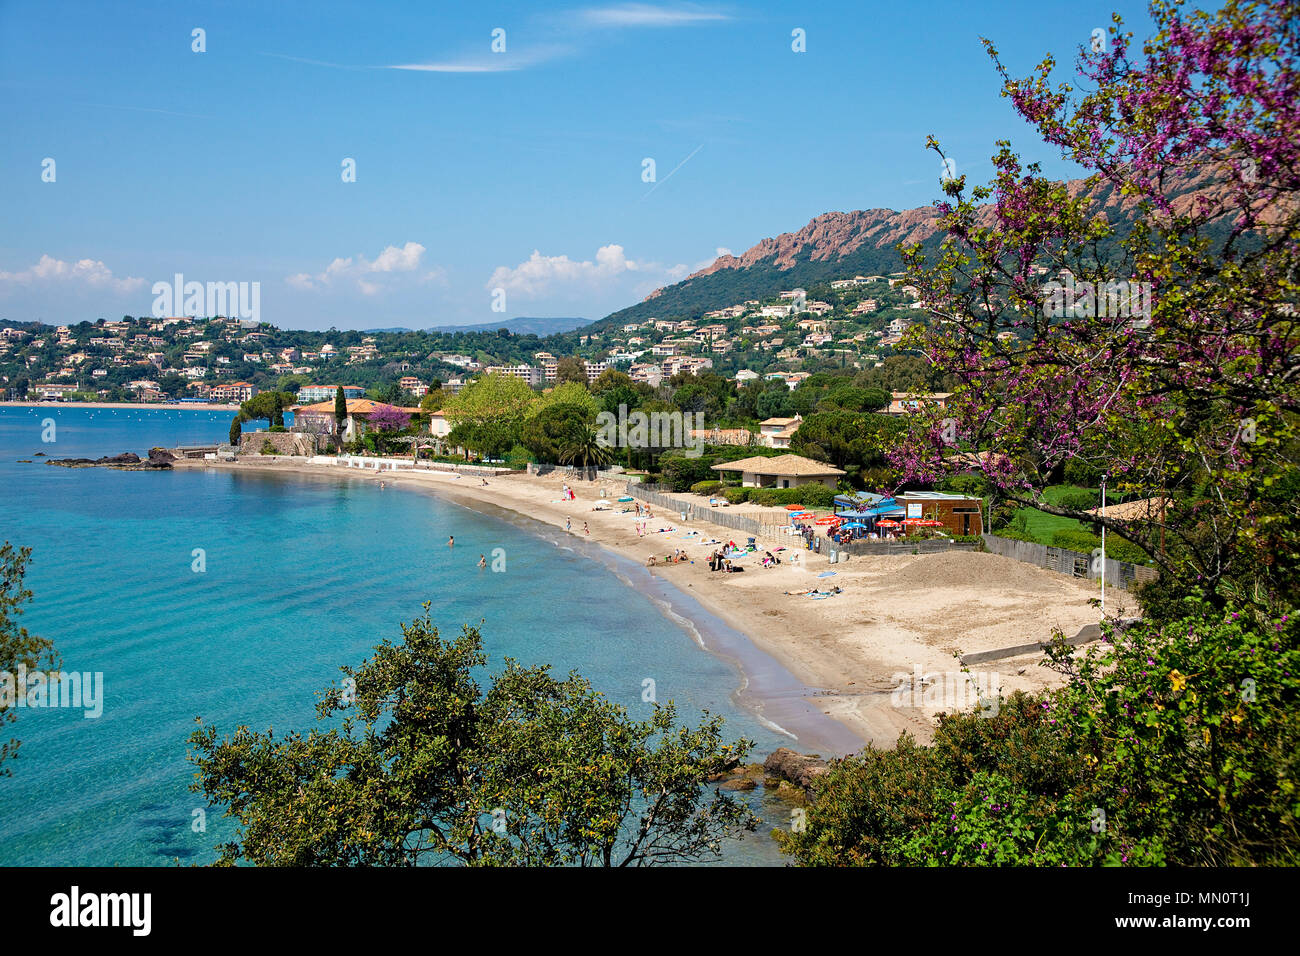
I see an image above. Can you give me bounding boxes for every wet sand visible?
[173,456,1128,753]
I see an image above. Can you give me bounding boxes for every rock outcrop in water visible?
[763,748,828,790]
[46,449,174,470]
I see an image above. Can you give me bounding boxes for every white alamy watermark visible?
[1,665,103,718]
[596,403,704,457]
[890,666,1000,716]
[152,273,260,323]
[50,886,150,936]
[1041,274,1152,322]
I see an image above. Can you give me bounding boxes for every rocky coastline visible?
[44,448,177,470]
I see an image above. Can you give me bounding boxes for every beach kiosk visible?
[709,454,845,489]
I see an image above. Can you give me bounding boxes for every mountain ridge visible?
[595,161,1247,329]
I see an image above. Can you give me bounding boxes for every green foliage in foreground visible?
[189,607,756,866]
[777,603,1300,866]
[0,543,58,776]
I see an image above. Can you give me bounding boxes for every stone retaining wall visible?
[239,431,320,457]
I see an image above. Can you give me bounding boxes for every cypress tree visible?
[334,385,347,446]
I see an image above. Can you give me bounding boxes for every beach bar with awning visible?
[830,490,985,538]
[893,491,984,536]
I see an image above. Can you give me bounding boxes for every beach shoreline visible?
[1,401,240,412]
[171,455,1129,755]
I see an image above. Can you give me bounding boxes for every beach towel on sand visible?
[818,571,837,578]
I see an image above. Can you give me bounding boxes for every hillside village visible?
[0,271,976,407]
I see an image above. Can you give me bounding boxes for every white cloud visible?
[0,254,146,294]
[288,242,442,295]
[487,244,642,296]
[389,44,570,73]
[580,4,730,27]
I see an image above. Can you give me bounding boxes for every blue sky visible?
[1,0,1157,330]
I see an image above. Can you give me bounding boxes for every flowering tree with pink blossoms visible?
[365,404,411,433]
[779,3,1300,870]
[895,0,1298,610]
[360,403,412,455]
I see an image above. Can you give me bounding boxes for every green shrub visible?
[1051,528,1102,553]
[991,526,1038,543]
[690,480,723,495]
[1099,536,1151,565]
[939,474,990,498]
[1063,457,1102,486]
[744,485,837,508]
[795,484,837,508]
[1054,489,1099,511]
[504,443,534,469]
[777,604,1300,866]
[659,454,717,492]
[1051,528,1150,565]
[722,487,750,504]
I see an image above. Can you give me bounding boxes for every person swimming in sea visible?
[448,535,454,548]
[477,554,486,569]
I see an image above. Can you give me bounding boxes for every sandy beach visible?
[173,456,1130,753]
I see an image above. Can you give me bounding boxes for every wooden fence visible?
[624,483,791,542]
[832,537,979,557]
[981,534,1158,589]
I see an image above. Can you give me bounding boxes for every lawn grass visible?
[1012,484,1098,545]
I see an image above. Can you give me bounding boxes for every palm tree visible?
[559,422,614,470]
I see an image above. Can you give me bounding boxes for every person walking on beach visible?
[566,517,571,533]
[583,522,589,535]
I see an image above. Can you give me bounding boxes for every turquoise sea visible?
[0,405,847,866]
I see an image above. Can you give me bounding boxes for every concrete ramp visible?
[959,618,1138,666]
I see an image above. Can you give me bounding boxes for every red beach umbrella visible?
[877,519,901,528]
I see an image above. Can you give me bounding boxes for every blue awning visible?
[834,492,884,509]
[837,497,899,516]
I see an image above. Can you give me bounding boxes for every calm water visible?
[0,405,803,866]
